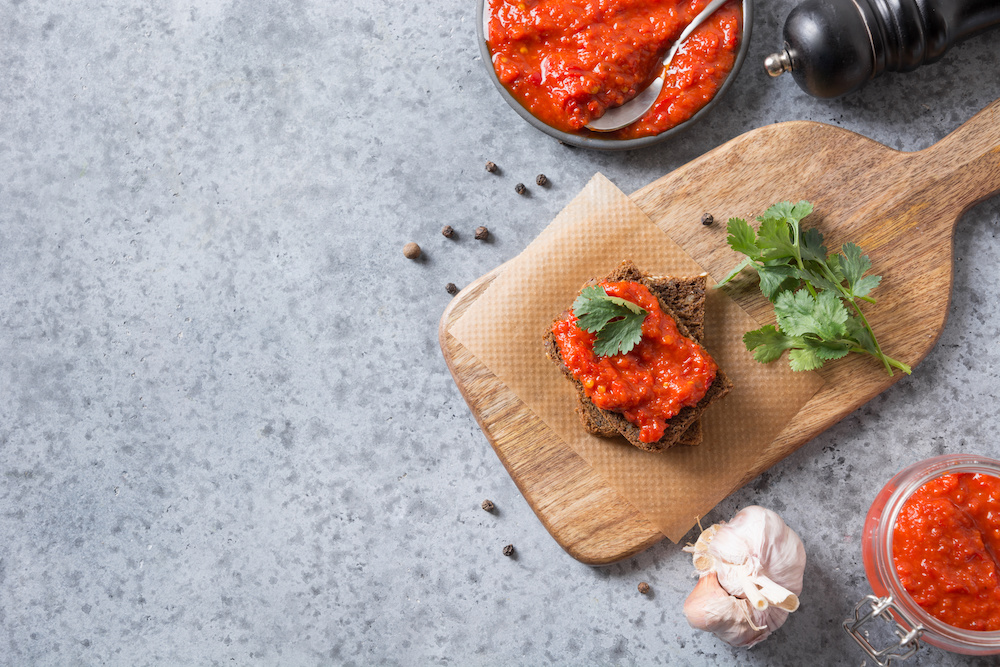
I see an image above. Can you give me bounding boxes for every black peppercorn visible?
[701,213,714,226]
[515,183,526,195]
[535,174,548,187]
[502,544,515,557]
[481,499,495,512]
[441,225,455,239]
[475,226,489,241]
[446,283,459,296]
[485,161,498,173]
[638,582,650,595]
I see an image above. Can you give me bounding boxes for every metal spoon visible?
[586,0,730,132]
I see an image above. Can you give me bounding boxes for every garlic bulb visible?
[682,505,805,648]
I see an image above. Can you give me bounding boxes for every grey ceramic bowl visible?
[478,0,753,150]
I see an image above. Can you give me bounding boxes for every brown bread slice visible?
[577,273,708,445]
[553,261,708,442]
[544,260,733,453]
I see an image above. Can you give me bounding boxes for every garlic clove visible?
[683,572,728,630]
[709,517,757,567]
[756,509,806,596]
[754,573,799,612]
[684,573,771,647]
[683,523,719,573]
[736,571,769,611]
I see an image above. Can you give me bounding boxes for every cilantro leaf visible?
[840,243,871,288]
[788,200,814,223]
[759,201,794,225]
[757,213,797,260]
[756,201,815,261]
[743,325,799,363]
[837,243,882,298]
[799,227,827,263]
[826,253,845,283]
[572,285,647,356]
[573,286,644,331]
[760,200,814,225]
[809,339,852,361]
[592,311,647,357]
[726,217,760,258]
[756,262,798,302]
[788,347,825,371]
[851,274,882,298]
[745,326,851,369]
[774,289,848,340]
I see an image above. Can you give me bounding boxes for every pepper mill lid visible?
[763,0,875,98]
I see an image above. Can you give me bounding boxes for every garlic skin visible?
[682,506,805,648]
[684,572,778,648]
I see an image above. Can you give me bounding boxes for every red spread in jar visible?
[551,280,718,443]
[893,472,1000,631]
[485,0,742,139]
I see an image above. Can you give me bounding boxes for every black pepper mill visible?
[764,0,1000,98]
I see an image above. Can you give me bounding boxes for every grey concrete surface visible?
[2,1,999,665]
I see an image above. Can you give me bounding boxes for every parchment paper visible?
[449,173,825,542]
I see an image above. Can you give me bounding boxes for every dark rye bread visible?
[545,262,711,447]
[544,260,733,453]
[547,261,709,442]
[578,273,708,445]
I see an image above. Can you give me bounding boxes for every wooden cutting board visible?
[440,98,1000,565]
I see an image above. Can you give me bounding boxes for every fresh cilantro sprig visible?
[716,201,910,376]
[572,285,648,357]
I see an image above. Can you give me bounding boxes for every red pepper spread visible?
[485,0,742,139]
[893,472,1000,631]
[551,280,718,443]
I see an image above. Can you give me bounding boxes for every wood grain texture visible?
[440,98,1000,565]
[439,265,664,565]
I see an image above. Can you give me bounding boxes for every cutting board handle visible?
[920,97,1000,213]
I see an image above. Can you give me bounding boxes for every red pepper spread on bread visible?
[551,280,718,443]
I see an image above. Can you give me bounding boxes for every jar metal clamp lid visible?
[843,595,922,665]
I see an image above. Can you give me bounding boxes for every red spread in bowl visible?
[485,0,742,139]
[551,280,718,443]
[893,472,1000,631]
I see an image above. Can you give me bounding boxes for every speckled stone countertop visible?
[2,1,1000,665]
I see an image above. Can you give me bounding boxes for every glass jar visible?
[844,454,1000,664]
